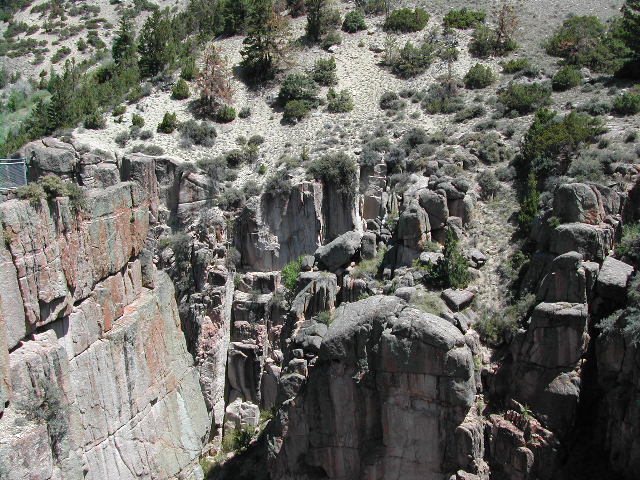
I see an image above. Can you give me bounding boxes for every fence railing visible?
[0,159,27,191]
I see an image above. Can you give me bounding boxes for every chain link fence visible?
[0,159,27,191]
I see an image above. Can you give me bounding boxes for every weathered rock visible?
[419,188,449,230]
[553,183,605,225]
[442,289,475,311]
[509,302,589,435]
[596,256,634,304]
[536,252,588,304]
[315,230,362,272]
[269,295,477,479]
[21,138,78,180]
[0,272,209,480]
[360,231,377,260]
[549,222,614,262]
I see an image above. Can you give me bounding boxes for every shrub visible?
[464,64,495,89]
[283,100,311,123]
[84,112,106,130]
[616,223,640,265]
[443,8,485,29]
[310,57,337,86]
[379,91,405,111]
[387,40,437,78]
[567,151,604,182]
[281,257,302,291]
[171,79,190,100]
[115,131,130,147]
[612,91,640,115]
[316,310,333,325]
[221,427,252,453]
[469,24,516,58]
[421,78,464,114]
[157,112,178,133]
[131,113,145,128]
[179,119,217,146]
[112,105,126,116]
[454,105,486,123]
[552,66,581,91]
[306,152,357,195]
[577,99,612,116]
[321,30,342,49]
[424,229,471,289]
[342,10,366,33]
[278,73,319,107]
[384,8,429,33]
[17,183,45,206]
[475,132,513,164]
[475,308,519,346]
[498,83,551,115]
[248,135,264,146]
[351,247,386,279]
[519,109,605,181]
[131,144,164,156]
[502,58,531,73]
[216,105,236,123]
[326,88,354,113]
[217,188,245,210]
[239,106,251,118]
[477,170,501,199]
[139,129,153,140]
[264,174,292,197]
[180,57,198,80]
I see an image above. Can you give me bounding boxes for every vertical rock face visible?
[0,188,208,479]
[269,295,478,480]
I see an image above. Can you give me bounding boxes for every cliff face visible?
[0,181,209,479]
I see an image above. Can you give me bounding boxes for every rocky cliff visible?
[0,172,209,479]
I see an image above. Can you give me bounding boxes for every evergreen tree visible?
[622,0,640,73]
[305,0,327,41]
[518,172,541,235]
[425,229,471,289]
[138,9,176,78]
[112,13,137,65]
[240,0,290,81]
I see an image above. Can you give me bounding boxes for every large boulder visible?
[536,252,588,304]
[269,295,478,479]
[553,183,605,225]
[315,230,363,272]
[549,222,614,262]
[596,256,634,305]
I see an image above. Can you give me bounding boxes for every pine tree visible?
[138,9,176,78]
[112,14,137,65]
[622,0,640,63]
[305,0,327,41]
[425,229,471,289]
[518,172,541,235]
[240,0,290,81]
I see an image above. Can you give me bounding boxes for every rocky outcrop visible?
[314,230,362,272]
[269,295,479,480]
[0,190,209,479]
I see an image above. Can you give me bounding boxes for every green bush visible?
[498,83,551,115]
[19,175,86,212]
[180,57,198,80]
[283,100,311,123]
[469,24,516,57]
[424,230,471,289]
[477,170,501,199]
[321,30,342,49]
[310,57,337,86]
[616,223,640,264]
[421,79,464,114]
[306,151,357,195]
[216,105,236,123]
[278,73,320,107]
[342,10,367,33]
[551,66,582,91]
[502,58,531,73]
[157,112,178,133]
[84,112,106,130]
[379,91,405,111]
[171,79,190,100]
[519,109,604,181]
[388,40,437,78]
[454,104,486,123]
[113,105,126,116]
[16,183,45,206]
[317,310,333,325]
[383,8,429,33]
[239,106,252,118]
[443,8,485,29]
[281,257,302,291]
[464,64,495,89]
[612,91,640,115]
[326,88,354,113]
[132,113,145,127]
[264,174,291,197]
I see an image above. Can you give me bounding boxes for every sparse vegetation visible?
[306,151,357,195]
[443,8,485,29]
